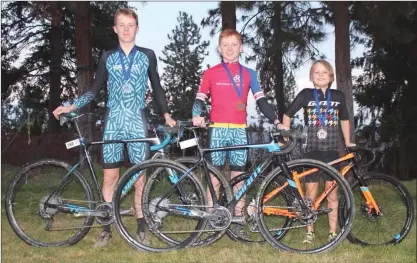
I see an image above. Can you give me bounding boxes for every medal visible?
[317,128,328,140]
[122,83,133,94]
[222,62,245,112]
[118,46,137,93]
[313,88,331,139]
[236,101,246,111]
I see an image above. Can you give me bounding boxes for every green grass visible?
[1,164,416,263]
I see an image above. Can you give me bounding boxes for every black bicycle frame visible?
[154,128,301,216]
[45,120,171,213]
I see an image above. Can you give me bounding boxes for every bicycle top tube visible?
[176,121,306,156]
[59,112,182,152]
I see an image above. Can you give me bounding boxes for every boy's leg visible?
[206,127,228,209]
[322,151,341,235]
[229,128,248,216]
[126,110,150,245]
[93,131,124,248]
[303,150,324,235]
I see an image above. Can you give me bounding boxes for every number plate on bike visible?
[179,138,198,149]
[65,139,81,149]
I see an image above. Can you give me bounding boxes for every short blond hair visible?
[309,60,335,87]
[114,8,138,26]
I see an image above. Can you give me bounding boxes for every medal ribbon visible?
[221,61,243,99]
[118,46,137,82]
[313,88,331,126]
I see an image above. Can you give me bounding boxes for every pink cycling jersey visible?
[195,61,266,125]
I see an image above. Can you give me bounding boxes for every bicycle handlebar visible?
[272,129,307,140]
[59,112,185,152]
[59,112,307,155]
[346,142,391,168]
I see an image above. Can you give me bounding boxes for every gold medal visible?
[236,101,246,111]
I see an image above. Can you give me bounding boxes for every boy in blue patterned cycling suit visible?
[53,8,176,248]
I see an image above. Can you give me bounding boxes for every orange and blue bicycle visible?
[248,142,414,252]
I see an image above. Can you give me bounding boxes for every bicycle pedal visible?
[231,216,246,225]
[320,207,333,213]
[119,207,135,216]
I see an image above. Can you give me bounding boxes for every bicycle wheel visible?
[225,172,269,244]
[113,159,207,252]
[5,159,95,247]
[256,159,355,254]
[174,157,234,247]
[339,172,415,246]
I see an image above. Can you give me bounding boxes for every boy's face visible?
[218,35,243,63]
[311,63,332,88]
[113,14,138,44]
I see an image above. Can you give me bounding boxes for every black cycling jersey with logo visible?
[285,88,349,152]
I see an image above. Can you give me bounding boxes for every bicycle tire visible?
[5,159,95,247]
[256,159,355,254]
[174,157,234,247]
[112,158,207,252]
[339,172,415,246]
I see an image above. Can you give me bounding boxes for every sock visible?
[103,224,111,233]
[137,217,146,233]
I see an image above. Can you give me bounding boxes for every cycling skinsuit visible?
[74,46,168,169]
[285,88,349,181]
[192,61,277,171]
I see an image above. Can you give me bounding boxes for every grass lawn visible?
[1,164,416,263]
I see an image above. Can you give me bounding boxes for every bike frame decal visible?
[247,141,281,152]
[65,204,90,213]
[235,166,261,200]
[175,206,192,216]
[360,186,381,214]
[168,170,180,184]
[121,171,144,196]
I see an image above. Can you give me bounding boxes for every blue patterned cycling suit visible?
[208,127,248,172]
[73,46,168,168]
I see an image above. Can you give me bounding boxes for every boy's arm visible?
[73,51,109,109]
[192,70,211,127]
[338,91,354,145]
[282,89,308,128]
[248,69,280,125]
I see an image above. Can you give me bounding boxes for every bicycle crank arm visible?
[74,210,108,217]
[163,206,222,220]
[315,207,333,215]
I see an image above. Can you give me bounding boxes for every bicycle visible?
[112,122,355,254]
[4,112,181,247]
[254,142,414,253]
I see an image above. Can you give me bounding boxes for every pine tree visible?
[153,11,209,121]
[1,1,131,134]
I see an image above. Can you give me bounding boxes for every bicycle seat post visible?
[73,118,84,141]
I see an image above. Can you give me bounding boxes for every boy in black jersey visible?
[282,60,356,243]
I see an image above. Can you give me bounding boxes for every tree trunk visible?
[75,2,93,165]
[220,1,236,30]
[272,2,285,121]
[333,2,355,143]
[48,2,62,134]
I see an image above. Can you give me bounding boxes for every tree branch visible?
[240,7,271,35]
